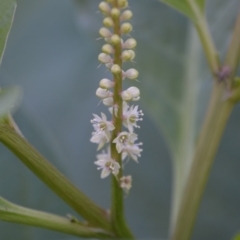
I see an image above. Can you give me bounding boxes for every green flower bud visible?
[121,23,133,34]
[123,38,137,49]
[111,8,120,19]
[103,17,114,27]
[110,34,121,45]
[102,44,114,54]
[118,0,128,9]
[99,2,111,15]
[111,64,121,74]
[120,10,133,21]
[99,27,112,38]
[121,50,135,61]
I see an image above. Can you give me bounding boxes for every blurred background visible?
[0,0,240,239]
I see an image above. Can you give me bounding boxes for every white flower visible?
[122,143,143,162]
[94,151,120,178]
[90,113,115,150]
[113,131,142,162]
[122,102,144,133]
[90,131,108,150]
[120,175,132,192]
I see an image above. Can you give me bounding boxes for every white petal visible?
[101,168,111,178]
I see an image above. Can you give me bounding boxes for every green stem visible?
[171,83,233,240]
[110,1,134,238]
[187,0,220,74]
[0,124,111,231]
[0,197,113,238]
[224,11,240,75]
[171,8,240,240]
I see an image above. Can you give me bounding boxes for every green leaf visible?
[0,86,22,118]
[0,0,16,64]
[233,234,240,240]
[160,0,205,21]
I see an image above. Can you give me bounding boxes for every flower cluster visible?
[90,0,143,193]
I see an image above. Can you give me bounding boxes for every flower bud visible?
[120,10,133,21]
[103,17,114,27]
[111,8,120,19]
[121,87,140,101]
[124,68,139,79]
[121,23,132,34]
[98,53,112,64]
[105,62,114,69]
[99,2,111,15]
[121,90,132,101]
[123,38,137,49]
[121,50,135,61]
[102,44,114,54]
[111,64,121,74]
[96,87,112,99]
[99,27,112,38]
[110,34,121,45]
[99,78,114,89]
[120,175,132,192]
[118,0,128,9]
[103,97,114,106]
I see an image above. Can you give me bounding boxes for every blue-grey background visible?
[0,0,240,239]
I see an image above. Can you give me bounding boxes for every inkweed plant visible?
[0,0,239,240]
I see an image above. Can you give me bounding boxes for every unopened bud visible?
[121,86,140,101]
[103,17,114,27]
[98,53,112,64]
[121,23,132,34]
[103,97,114,106]
[99,27,112,38]
[121,90,132,101]
[102,44,114,54]
[111,64,121,74]
[121,50,135,61]
[96,87,112,99]
[105,62,114,69]
[118,0,128,9]
[99,2,111,15]
[121,10,133,21]
[111,8,120,18]
[123,38,137,49]
[110,34,121,45]
[124,68,139,79]
[99,78,114,89]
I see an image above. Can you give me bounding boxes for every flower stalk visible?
[90,0,143,237]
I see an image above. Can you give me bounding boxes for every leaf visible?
[0,0,16,64]
[160,0,205,21]
[0,86,22,117]
[233,234,240,240]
